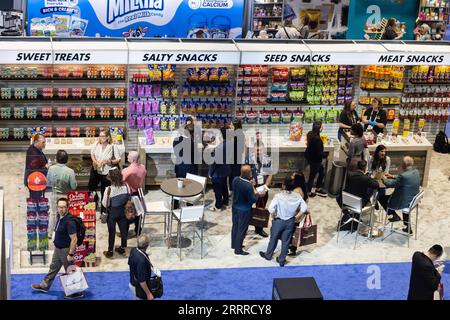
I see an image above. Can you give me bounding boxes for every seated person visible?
[368,145,391,178]
[259,177,308,267]
[337,160,379,208]
[378,156,420,234]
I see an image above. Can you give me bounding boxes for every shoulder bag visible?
[101,187,111,224]
[292,212,317,247]
[250,197,270,228]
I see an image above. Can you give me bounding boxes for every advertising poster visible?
[27,0,244,38]
[67,191,96,267]
[283,0,350,39]
[347,0,420,40]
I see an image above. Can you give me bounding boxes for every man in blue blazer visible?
[379,156,420,234]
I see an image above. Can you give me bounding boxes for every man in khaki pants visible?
[31,198,83,299]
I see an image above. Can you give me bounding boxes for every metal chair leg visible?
[336,209,344,243]
[178,220,182,260]
[415,206,418,240]
[200,218,204,259]
[354,213,360,250]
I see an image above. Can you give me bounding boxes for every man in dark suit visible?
[408,245,443,300]
[208,128,231,211]
[379,156,420,234]
[337,160,379,208]
[231,165,265,255]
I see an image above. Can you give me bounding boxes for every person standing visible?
[103,168,130,259]
[209,128,231,211]
[231,165,264,255]
[382,18,405,40]
[379,156,420,234]
[246,140,273,237]
[288,172,309,256]
[128,235,155,300]
[298,15,310,39]
[338,100,359,141]
[275,20,300,39]
[25,133,48,198]
[122,151,147,236]
[408,245,443,300]
[362,97,387,136]
[346,123,367,172]
[47,150,77,239]
[173,123,198,209]
[89,130,121,215]
[259,177,308,267]
[228,119,246,193]
[31,198,83,299]
[305,122,327,197]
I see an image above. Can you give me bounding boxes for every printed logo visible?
[188,0,202,10]
[88,0,183,29]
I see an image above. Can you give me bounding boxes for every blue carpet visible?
[12,261,450,300]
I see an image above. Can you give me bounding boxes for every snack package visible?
[144,128,155,145]
[53,14,70,37]
[145,116,153,129]
[69,16,88,37]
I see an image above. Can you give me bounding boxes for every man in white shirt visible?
[260,177,308,266]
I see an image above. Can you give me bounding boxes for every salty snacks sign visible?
[27,0,244,38]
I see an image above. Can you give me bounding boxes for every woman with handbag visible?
[89,129,121,215]
[102,168,131,259]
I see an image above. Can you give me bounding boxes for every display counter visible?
[138,134,335,186]
[339,133,433,187]
[43,137,125,187]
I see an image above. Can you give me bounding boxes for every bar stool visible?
[382,188,424,248]
[336,191,377,249]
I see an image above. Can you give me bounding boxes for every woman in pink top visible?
[122,151,147,236]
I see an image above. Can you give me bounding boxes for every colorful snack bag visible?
[136,101,144,115]
[152,100,160,114]
[153,116,161,131]
[137,116,145,130]
[145,116,153,129]
[69,16,89,37]
[144,101,152,115]
[53,14,70,37]
[144,128,155,145]
[145,85,152,97]
[129,101,136,115]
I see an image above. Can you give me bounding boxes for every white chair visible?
[138,188,171,239]
[337,191,377,249]
[170,205,205,260]
[174,173,207,207]
[382,188,424,247]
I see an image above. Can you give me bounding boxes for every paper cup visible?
[177,179,184,188]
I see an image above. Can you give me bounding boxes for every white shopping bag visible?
[132,195,144,217]
[59,266,89,296]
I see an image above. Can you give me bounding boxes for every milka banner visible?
[27,0,244,38]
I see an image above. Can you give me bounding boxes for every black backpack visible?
[68,215,86,246]
[434,131,450,153]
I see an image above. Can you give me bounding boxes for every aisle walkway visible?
[11,261,450,300]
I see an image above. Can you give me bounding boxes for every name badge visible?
[257,175,264,185]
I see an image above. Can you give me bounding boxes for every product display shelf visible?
[0,65,128,146]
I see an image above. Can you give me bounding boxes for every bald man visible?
[379,156,420,234]
[122,151,147,236]
[231,165,265,255]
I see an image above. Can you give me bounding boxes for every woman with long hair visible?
[288,172,309,256]
[305,121,326,197]
[102,168,130,259]
[89,129,121,215]
[347,123,367,171]
[338,100,359,141]
[369,144,391,177]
